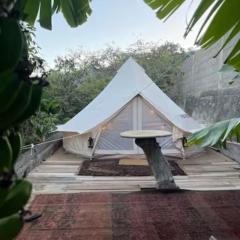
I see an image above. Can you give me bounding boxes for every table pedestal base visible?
[135,138,179,190]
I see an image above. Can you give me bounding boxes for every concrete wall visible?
[179,35,240,123]
[221,141,240,163]
[15,132,62,177]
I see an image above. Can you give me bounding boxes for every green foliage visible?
[45,70,83,122]
[16,83,43,124]
[21,99,59,144]
[0,81,33,130]
[19,0,92,30]
[78,76,110,110]
[60,0,92,27]
[0,136,13,173]
[132,41,187,95]
[0,213,23,240]
[0,18,23,72]
[8,132,22,166]
[0,180,32,219]
[188,118,240,148]
[0,72,21,114]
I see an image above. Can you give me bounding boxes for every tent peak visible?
[119,57,145,73]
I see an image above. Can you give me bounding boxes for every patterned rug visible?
[78,158,186,176]
[17,191,240,240]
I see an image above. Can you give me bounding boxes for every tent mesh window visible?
[141,99,177,150]
[96,101,134,151]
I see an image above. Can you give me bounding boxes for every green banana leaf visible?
[187,118,240,148]
[0,18,23,72]
[0,213,23,240]
[8,132,22,165]
[16,0,92,30]
[0,136,13,173]
[144,0,240,73]
[0,180,32,218]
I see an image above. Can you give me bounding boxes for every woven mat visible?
[119,159,149,166]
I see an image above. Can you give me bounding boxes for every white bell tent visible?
[57,57,202,158]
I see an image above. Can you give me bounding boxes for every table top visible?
[120,130,172,139]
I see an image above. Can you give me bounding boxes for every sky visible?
[35,0,201,67]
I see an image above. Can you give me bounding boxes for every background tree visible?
[21,98,59,144]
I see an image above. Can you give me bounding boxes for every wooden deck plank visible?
[26,148,240,194]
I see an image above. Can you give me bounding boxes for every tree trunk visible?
[135,138,178,190]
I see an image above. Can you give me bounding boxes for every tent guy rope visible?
[20,133,83,151]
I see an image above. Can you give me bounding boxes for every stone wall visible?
[15,132,62,177]
[179,35,240,123]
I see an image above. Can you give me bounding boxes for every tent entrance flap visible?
[94,97,136,155]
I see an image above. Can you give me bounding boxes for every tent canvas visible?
[57,58,202,158]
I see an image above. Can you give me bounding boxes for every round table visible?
[121,130,179,190]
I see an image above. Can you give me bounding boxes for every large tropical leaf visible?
[0,18,23,72]
[16,0,92,30]
[60,0,92,27]
[187,118,240,148]
[144,0,186,20]
[39,0,52,29]
[0,180,32,219]
[144,0,240,72]
[0,213,23,240]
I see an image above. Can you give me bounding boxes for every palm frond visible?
[15,0,92,30]
[187,118,240,148]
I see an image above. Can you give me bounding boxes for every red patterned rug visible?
[17,191,240,240]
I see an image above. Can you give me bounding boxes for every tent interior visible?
[58,58,202,159]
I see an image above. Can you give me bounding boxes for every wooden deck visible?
[27,148,240,195]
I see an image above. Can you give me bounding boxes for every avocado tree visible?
[144,0,240,147]
[0,1,91,239]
